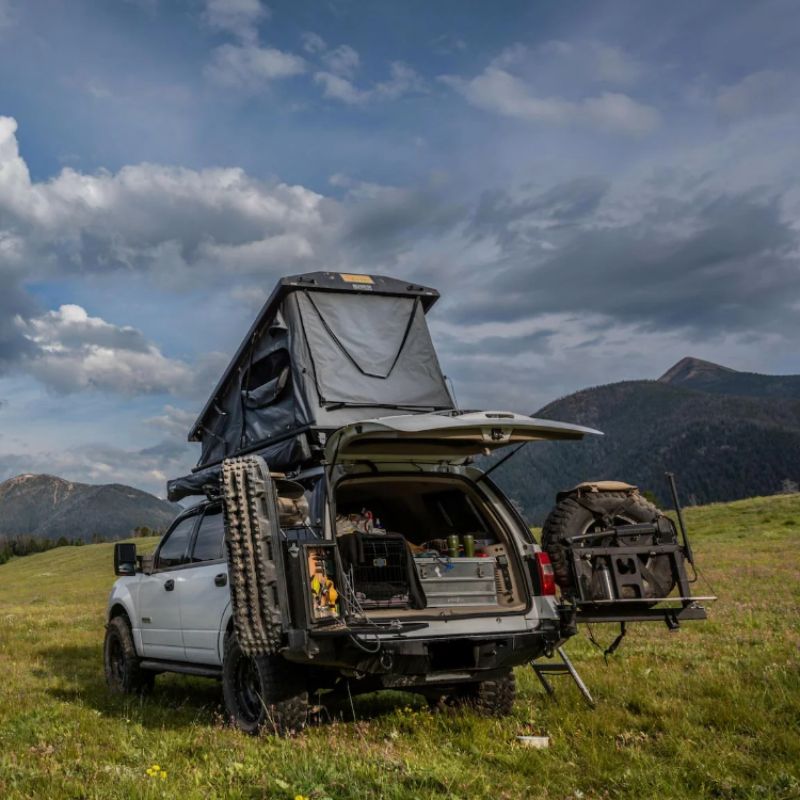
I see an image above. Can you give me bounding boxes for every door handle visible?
[164,579,175,591]
[215,573,227,587]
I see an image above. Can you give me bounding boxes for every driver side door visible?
[137,513,198,660]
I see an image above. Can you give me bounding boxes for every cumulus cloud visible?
[16,305,191,395]
[205,42,305,86]
[0,115,334,286]
[441,43,659,135]
[443,66,659,134]
[203,0,269,42]
[315,61,425,106]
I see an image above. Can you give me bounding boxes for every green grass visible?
[1,495,799,799]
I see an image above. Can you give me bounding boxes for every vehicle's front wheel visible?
[104,616,155,695]
[222,636,308,736]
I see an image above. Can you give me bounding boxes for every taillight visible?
[535,552,557,596]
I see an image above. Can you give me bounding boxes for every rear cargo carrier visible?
[542,476,714,627]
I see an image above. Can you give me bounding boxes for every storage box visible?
[414,556,498,607]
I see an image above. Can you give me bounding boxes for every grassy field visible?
[0,495,798,800]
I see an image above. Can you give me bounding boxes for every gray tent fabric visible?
[302,292,418,378]
[180,273,453,491]
[296,292,453,408]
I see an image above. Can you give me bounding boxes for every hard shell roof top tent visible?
[168,272,454,500]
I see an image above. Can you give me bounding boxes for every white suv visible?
[105,411,659,735]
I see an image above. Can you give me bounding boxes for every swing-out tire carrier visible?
[568,520,712,625]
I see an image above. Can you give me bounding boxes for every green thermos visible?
[463,534,475,557]
[447,534,459,558]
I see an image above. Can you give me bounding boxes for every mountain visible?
[0,474,180,541]
[658,356,800,399]
[489,359,800,523]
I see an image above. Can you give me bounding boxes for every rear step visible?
[531,646,594,708]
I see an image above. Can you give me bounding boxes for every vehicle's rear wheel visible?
[541,489,677,601]
[222,636,308,736]
[104,616,155,695]
[461,670,516,717]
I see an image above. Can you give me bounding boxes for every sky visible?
[1,0,799,497]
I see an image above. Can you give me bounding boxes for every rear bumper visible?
[285,619,563,682]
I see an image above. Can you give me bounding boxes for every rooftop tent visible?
[171,273,453,498]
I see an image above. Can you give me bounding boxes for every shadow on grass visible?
[37,643,226,731]
[36,643,426,731]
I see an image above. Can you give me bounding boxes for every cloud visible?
[472,176,611,247]
[0,115,335,288]
[441,42,658,135]
[314,71,368,105]
[205,42,305,87]
[442,66,659,134]
[203,0,269,42]
[0,435,194,498]
[450,183,800,341]
[716,70,795,119]
[431,33,467,55]
[322,44,360,78]
[315,61,425,106]
[16,305,192,395]
[540,40,642,86]
[341,180,465,258]
[590,44,642,85]
[300,31,326,54]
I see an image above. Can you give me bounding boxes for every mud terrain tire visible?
[462,670,516,717]
[222,635,308,736]
[104,616,155,695]
[541,489,676,599]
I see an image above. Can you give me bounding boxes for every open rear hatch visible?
[324,410,602,463]
[327,413,712,629]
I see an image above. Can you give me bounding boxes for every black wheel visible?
[541,489,677,601]
[462,670,516,717]
[222,636,308,736]
[104,616,155,695]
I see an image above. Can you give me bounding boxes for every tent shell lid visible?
[188,271,441,443]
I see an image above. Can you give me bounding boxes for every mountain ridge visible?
[0,473,180,541]
[488,357,800,523]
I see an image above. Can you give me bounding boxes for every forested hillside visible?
[491,358,800,522]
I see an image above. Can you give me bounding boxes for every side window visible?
[156,516,196,569]
[242,349,290,408]
[192,508,225,563]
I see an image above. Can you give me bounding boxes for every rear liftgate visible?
[564,475,715,629]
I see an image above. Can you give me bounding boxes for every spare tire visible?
[541,488,677,602]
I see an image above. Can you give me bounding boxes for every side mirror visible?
[114,542,137,576]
